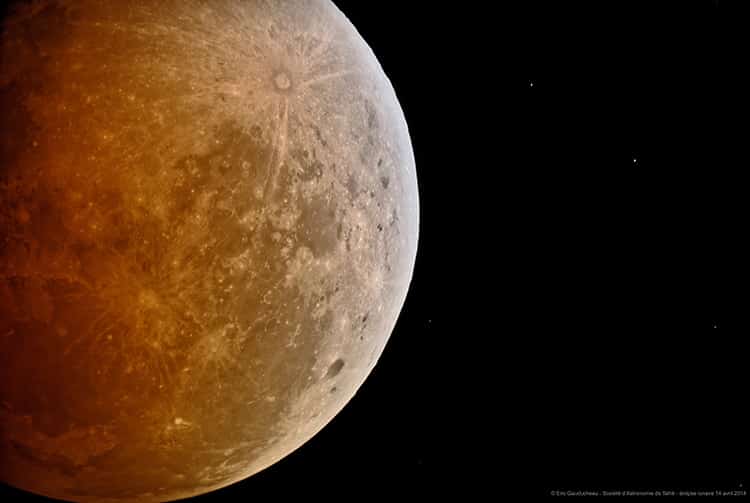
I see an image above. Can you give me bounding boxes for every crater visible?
[326,358,345,379]
[273,71,292,91]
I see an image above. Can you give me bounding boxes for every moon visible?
[0,1,418,501]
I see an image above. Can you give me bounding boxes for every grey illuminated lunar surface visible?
[0,0,418,501]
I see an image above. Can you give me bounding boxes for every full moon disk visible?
[0,1,418,501]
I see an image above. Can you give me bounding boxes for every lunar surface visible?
[0,1,418,501]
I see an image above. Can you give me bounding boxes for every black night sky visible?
[2,0,746,500]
